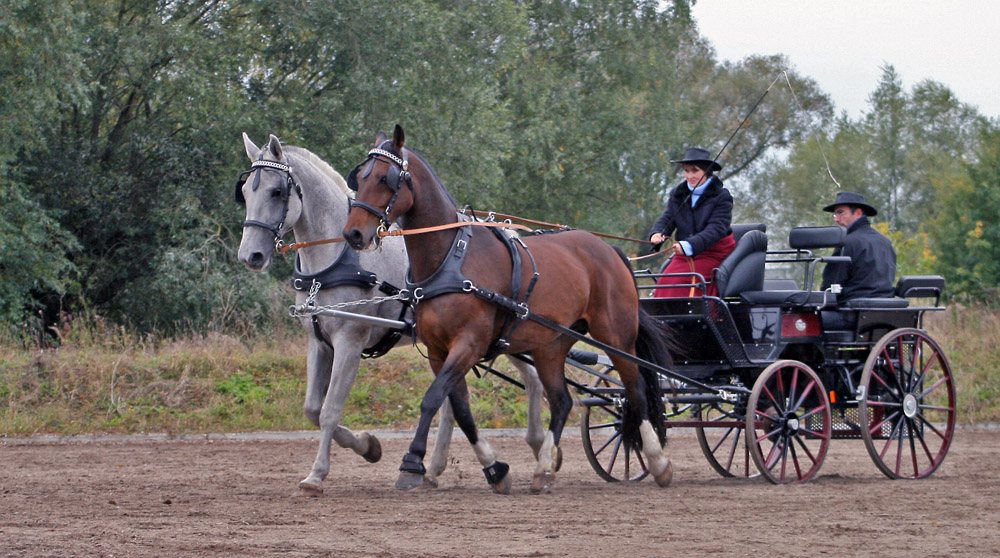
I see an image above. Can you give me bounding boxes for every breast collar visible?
[292,245,377,292]
[405,225,475,301]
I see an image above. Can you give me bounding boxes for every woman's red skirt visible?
[653,234,736,298]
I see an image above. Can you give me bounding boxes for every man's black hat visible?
[823,191,878,217]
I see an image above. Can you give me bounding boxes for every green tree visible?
[0,2,85,329]
[929,124,1000,301]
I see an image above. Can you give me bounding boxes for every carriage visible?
[541,223,956,485]
[242,127,955,493]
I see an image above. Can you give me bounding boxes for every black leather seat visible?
[895,275,945,299]
[841,297,909,309]
[730,223,767,243]
[741,290,836,306]
[714,229,767,299]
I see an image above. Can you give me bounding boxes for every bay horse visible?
[343,125,674,492]
[235,133,547,493]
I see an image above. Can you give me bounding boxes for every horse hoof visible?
[297,479,324,497]
[422,475,439,489]
[554,446,563,472]
[361,434,382,463]
[653,460,673,488]
[395,471,425,491]
[530,471,556,493]
[491,472,512,495]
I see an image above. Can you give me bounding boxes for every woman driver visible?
[648,147,735,298]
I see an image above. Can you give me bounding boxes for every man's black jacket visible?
[821,216,896,300]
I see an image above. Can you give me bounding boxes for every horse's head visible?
[343,125,414,250]
[236,133,303,271]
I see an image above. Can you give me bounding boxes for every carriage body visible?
[577,224,955,484]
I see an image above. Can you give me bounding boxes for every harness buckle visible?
[375,222,387,252]
[462,280,475,293]
[412,287,424,301]
[515,303,529,319]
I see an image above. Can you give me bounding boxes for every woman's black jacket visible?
[648,177,733,256]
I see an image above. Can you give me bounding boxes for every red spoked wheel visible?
[746,360,832,484]
[695,400,758,479]
[579,371,649,482]
[859,328,956,479]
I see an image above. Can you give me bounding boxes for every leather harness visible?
[291,247,410,360]
[235,156,409,359]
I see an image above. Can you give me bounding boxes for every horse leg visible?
[528,347,575,493]
[423,397,454,488]
[396,346,479,491]
[610,355,673,487]
[299,332,379,495]
[298,337,333,494]
[446,375,511,494]
[506,355,545,459]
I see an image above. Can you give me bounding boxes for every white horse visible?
[236,134,546,493]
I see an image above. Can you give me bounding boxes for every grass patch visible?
[2,306,999,436]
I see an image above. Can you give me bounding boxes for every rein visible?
[474,211,653,245]
[277,220,534,253]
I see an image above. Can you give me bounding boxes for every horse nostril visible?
[345,229,363,249]
[249,252,264,266]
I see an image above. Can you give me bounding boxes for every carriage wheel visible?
[858,328,956,479]
[746,360,831,484]
[579,369,649,482]
[695,400,758,479]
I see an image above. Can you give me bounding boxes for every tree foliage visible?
[1,0,996,337]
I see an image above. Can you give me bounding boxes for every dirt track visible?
[2,429,998,557]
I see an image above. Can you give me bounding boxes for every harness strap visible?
[311,315,336,352]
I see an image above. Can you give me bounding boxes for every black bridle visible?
[346,143,413,232]
[234,156,303,248]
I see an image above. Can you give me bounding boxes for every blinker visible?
[386,165,401,191]
[346,166,360,192]
[234,170,252,204]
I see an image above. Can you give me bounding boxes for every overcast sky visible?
[691,0,1000,120]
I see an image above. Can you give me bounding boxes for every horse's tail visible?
[611,246,671,451]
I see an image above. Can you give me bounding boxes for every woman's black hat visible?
[822,191,878,217]
[670,147,722,172]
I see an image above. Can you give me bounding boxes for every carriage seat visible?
[713,228,767,299]
[840,297,909,309]
[739,289,836,307]
[895,275,946,300]
[730,223,766,243]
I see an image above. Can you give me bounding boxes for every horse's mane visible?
[284,145,352,197]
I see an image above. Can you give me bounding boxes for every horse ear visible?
[265,134,284,160]
[375,131,388,146]
[243,132,259,161]
[393,124,405,150]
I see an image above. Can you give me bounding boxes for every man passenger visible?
[820,191,896,301]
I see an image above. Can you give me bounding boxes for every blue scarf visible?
[688,177,713,207]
